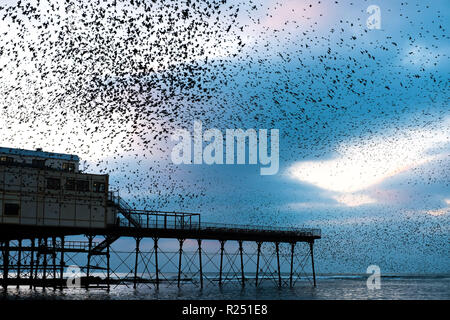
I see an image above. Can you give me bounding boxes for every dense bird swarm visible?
[0,0,448,272]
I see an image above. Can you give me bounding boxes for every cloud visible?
[332,193,376,207]
[259,0,327,31]
[401,44,450,69]
[423,199,450,216]
[287,119,450,206]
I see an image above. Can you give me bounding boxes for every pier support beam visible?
[29,238,35,290]
[239,240,245,287]
[42,238,48,290]
[219,240,226,286]
[154,238,159,289]
[290,242,295,288]
[60,237,65,290]
[106,241,110,291]
[197,239,203,289]
[133,237,141,289]
[2,241,9,290]
[177,239,184,288]
[34,238,40,289]
[276,242,281,287]
[309,241,316,287]
[52,237,57,290]
[86,235,93,289]
[16,239,22,288]
[255,242,261,287]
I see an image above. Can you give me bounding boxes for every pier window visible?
[93,182,106,193]
[76,180,90,192]
[62,162,76,172]
[47,177,61,190]
[0,156,14,163]
[4,203,20,216]
[65,179,76,191]
[32,159,46,168]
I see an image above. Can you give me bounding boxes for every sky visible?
[0,0,449,274]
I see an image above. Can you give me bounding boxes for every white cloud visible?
[423,198,450,216]
[425,207,450,216]
[332,193,376,207]
[401,44,449,69]
[287,119,450,206]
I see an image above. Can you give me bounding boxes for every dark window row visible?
[4,203,20,216]
[0,157,76,172]
[46,178,105,193]
[0,156,14,163]
[32,159,46,168]
[62,162,76,172]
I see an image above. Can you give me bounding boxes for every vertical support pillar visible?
[17,239,22,288]
[290,242,295,288]
[86,235,93,289]
[219,240,225,287]
[309,241,316,287]
[42,238,48,290]
[154,238,159,289]
[52,237,57,290]
[255,242,261,287]
[197,239,203,289]
[29,238,35,290]
[60,237,65,290]
[239,240,245,287]
[133,237,141,289]
[177,239,184,288]
[276,242,281,287]
[106,241,110,291]
[34,238,40,289]
[2,241,9,290]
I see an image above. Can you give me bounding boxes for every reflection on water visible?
[1,275,449,300]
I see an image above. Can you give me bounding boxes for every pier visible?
[0,147,321,291]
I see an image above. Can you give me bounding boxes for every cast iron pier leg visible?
[52,237,57,290]
[17,239,22,288]
[255,242,261,287]
[42,238,48,290]
[86,235,93,289]
[29,238,34,290]
[177,239,184,288]
[34,239,40,289]
[310,241,316,287]
[133,237,141,289]
[60,237,65,290]
[154,238,159,289]
[290,242,295,288]
[276,242,281,287]
[198,239,203,289]
[219,240,225,287]
[106,241,110,291]
[2,241,9,290]
[239,240,245,287]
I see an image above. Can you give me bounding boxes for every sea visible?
[1,274,449,300]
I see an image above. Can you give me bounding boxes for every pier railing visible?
[117,216,321,238]
[110,192,321,238]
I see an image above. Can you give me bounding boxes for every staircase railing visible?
[93,193,142,252]
[108,192,142,228]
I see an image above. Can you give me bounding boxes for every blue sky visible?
[105,0,449,273]
[0,0,448,273]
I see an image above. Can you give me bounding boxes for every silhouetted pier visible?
[0,147,321,291]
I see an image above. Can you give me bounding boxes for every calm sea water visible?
[1,274,449,300]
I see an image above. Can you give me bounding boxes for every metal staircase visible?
[112,195,142,228]
[91,193,141,253]
[91,192,201,253]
